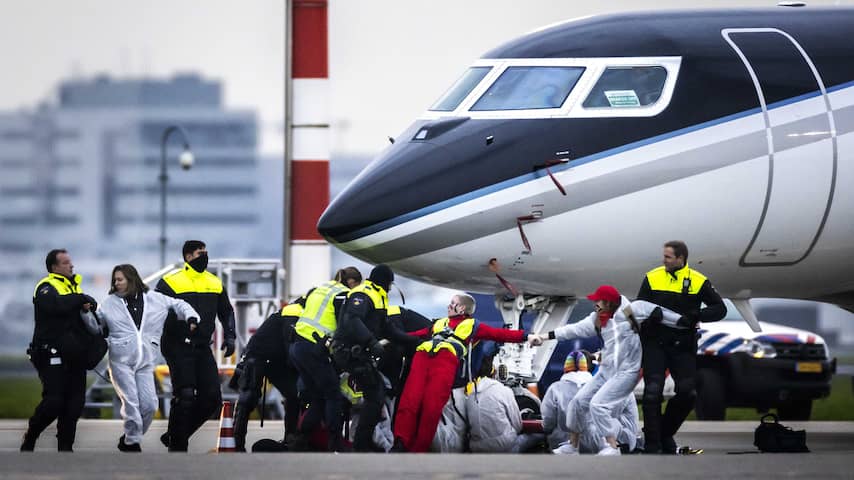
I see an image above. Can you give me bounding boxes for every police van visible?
[692,301,836,420]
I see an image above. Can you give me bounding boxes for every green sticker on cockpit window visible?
[604,90,640,107]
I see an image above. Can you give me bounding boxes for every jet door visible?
[723,28,837,266]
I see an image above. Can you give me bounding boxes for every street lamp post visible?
[159,125,194,267]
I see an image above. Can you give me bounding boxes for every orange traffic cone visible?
[216,401,236,452]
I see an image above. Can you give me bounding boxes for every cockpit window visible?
[429,67,492,112]
[470,66,585,111]
[582,66,667,108]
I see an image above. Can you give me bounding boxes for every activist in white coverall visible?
[541,350,598,452]
[464,373,523,453]
[544,350,644,453]
[531,285,678,455]
[96,264,198,450]
[431,387,467,453]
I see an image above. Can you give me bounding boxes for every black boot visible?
[232,403,250,453]
[118,434,142,452]
[159,431,170,449]
[661,436,678,454]
[19,431,36,452]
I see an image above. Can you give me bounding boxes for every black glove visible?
[81,294,98,311]
[222,338,236,357]
[676,312,698,328]
[370,339,385,357]
[648,307,663,325]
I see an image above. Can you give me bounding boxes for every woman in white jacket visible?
[96,264,198,452]
[531,285,678,456]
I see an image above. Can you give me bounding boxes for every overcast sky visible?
[1,0,850,157]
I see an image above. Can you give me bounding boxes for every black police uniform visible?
[231,303,302,451]
[289,282,349,452]
[156,259,236,452]
[23,273,93,451]
[333,272,393,452]
[637,264,726,453]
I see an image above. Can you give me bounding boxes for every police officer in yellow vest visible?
[156,240,237,452]
[332,264,395,452]
[288,267,362,452]
[637,240,726,454]
[22,249,97,452]
[230,297,305,452]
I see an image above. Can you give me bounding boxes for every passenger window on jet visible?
[582,66,667,108]
[469,66,585,111]
[430,67,492,112]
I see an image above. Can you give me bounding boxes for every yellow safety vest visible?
[645,265,707,295]
[346,280,388,310]
[387,305,401,317]
[280,303,304,317]
[295,281,348,343]
[416,316,477,358]
[162,263,224,294]
[33,273,83,297]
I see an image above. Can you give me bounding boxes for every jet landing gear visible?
[493,294,577,411]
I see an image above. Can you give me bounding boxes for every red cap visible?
[587,285,620,304]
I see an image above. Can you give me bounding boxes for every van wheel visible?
[777,399,812,421]
[695,368,726,420]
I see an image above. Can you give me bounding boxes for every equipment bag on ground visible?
[754,413,809,453]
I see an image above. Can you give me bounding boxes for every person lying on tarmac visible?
[529,285,679,456]
[391,293,538,453]
[95,264,199,453]
[230,295,306,452]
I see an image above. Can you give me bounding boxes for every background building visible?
[0,74,282,350]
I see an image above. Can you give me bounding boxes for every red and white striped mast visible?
[284,0,331,300]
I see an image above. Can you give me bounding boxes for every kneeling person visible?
[231,297,305,452]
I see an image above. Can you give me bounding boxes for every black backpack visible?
[754,413,809,453]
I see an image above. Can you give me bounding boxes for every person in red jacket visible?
[391,293,537,452]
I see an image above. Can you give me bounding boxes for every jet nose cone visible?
[318,141,460,244]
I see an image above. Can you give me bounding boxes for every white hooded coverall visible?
[97,291,198,445]
[542,370,595,450]
[553,297,677,451]
[431,387,467,453]
[464,377,523,453]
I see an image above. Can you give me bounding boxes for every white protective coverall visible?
[464,377,522,453]
[554,297,677,451]
[431,387,467,453]
[97,291,198,444]
[541,370,596,451]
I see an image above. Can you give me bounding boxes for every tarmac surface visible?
[1,420,853,479]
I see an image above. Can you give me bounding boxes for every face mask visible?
[188,252,208,272]
[597,310,614,328]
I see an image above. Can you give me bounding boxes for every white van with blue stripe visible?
[692,302,835,420]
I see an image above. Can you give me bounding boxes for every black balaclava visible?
[188,252,209,272]
[368,264,394,292]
